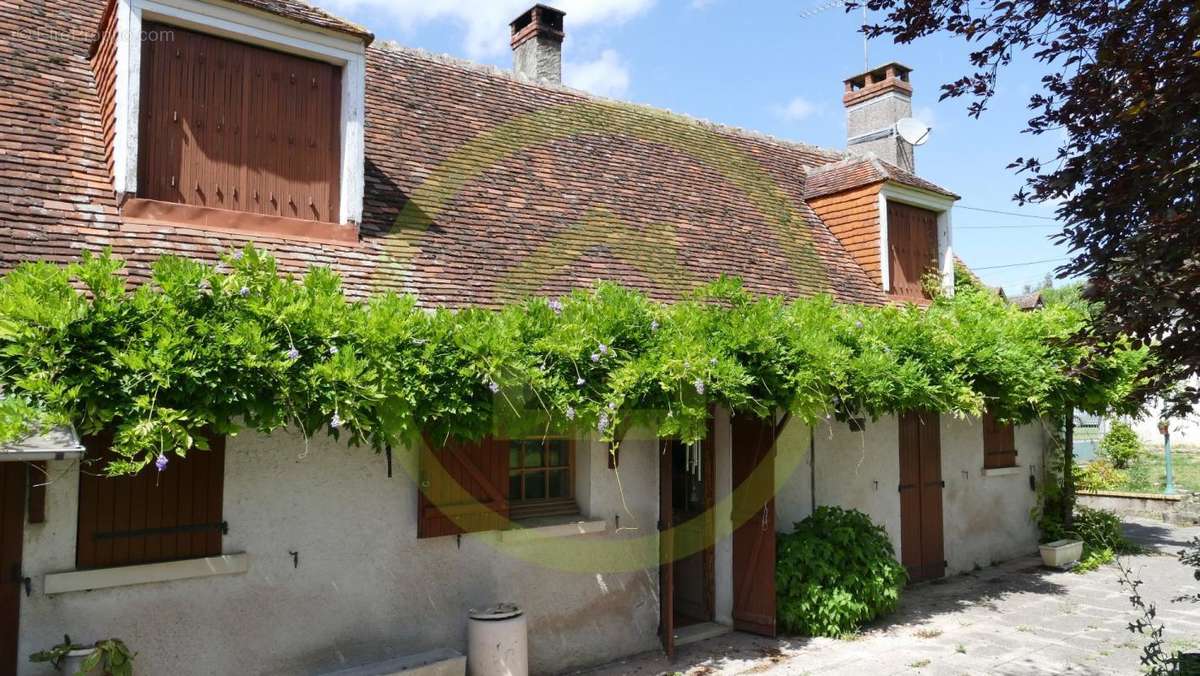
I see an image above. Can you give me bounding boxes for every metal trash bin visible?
[467,603,528,676]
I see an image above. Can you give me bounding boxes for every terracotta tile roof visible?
[1011,291,1044,311]
[228,0,373,42]
[804,155,958,200]
[0,0,915,310]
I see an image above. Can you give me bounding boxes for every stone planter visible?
[61,649,99,675]
[1039,539,1084,569]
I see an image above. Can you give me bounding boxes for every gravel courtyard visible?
[579,519,1200,676]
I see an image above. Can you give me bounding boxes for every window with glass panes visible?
[507,439,577,520]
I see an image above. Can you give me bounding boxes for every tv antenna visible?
[797,1,870,71]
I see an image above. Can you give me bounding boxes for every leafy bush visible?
[776,506,907,637]
[1074,459,1125,493]
[1100,421,1143,469]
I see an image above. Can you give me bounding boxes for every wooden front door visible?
[658,440,674,658]
[898,411,945,582]
[1,463,26,676]
[731,414,777,637]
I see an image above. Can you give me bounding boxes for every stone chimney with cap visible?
[510,5,565,85]
[844,62,915,172]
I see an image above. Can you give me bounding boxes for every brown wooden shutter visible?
[137,23,342,222]
[887,201,939,298]
[730,414,777,637]
[982,411,1018,469]
[77,431,226,569]
[418,437,510,539]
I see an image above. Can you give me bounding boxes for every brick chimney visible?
[510,5,565,85]
[844,62,915,171]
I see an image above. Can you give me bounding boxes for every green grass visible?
[1111,449,1200,493]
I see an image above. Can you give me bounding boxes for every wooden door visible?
[658,440,674,658]
[899,412,945,582]
[1,463,26,676]
[731,414,777,637]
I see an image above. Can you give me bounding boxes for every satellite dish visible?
[895,117,931,146]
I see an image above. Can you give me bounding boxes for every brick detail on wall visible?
[807,182,884,286]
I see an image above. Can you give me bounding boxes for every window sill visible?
[43,553,249,595]
[497,516,607,543]
[981,466,1023,477]
[121,198,359,246]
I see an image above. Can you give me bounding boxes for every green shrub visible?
[1072,506,1136,554]
[1100,421,1143,469]
[1041,506,1140,573]
[1074,459,1125,493]
[776,506,907,637]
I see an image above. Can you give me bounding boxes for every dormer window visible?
[91,0,368,242]
[137,23,342,223]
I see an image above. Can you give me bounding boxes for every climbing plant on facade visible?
[0,246,1149,475]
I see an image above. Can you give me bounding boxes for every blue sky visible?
[324,0,1075,294]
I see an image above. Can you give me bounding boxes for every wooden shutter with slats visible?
[983,411,1018,469]
[887,201,939,299]
[418,437,510,538]
[137,22,342,222]
[77,431,226,569]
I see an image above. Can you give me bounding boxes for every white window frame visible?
[111,0,366,225]
[877,182,956,296]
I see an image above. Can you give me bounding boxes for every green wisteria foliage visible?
[0,247,1148,475]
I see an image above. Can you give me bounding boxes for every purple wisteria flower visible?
[330,412,342,429]
[598,343,609,355]
[608,402,617,411]
[329,345,339,356]
[590,352,601,363]
[548,299,563,313]
[650,320,659,332]
[565,406,576,420]
[155,453,168,472]
[693,379,705,395]
[286,347,300,361]
[238,286,250,297]
[233,250,244,261]
[709,357,717,366]
[597,412,610,435]
[485,378,500,394]
[576,377,586,386]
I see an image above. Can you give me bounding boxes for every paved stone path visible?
[578,519,1200,676]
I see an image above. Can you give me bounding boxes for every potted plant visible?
[1039,539,1084,569]
[31,636,135,676]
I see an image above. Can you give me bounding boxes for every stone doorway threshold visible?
[674,622,732,648]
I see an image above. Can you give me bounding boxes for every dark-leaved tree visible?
[854,0,1199,413]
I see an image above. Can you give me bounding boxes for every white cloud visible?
[772,96,817,123]
[322,0,655,58]
[564,49,630,97]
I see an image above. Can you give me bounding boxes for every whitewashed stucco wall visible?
[18,431,660,676]
[775,415,1044,576]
